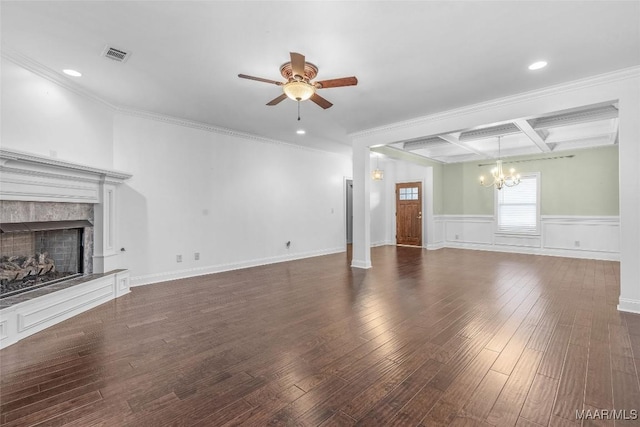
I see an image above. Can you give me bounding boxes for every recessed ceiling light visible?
[63,69,82,77]
[296,129,306,135]
[528,61,547,71]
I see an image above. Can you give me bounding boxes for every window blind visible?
[497,175,538,233]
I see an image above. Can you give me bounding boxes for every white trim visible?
[351,259,372,269]
[116,107,349,158]
[0,270,130,349]
[0,148,132,182]
[350,66,640,139]
[437,214,494,221]
[130,246,346,287]
[2,49,348,159]
[427,242,445,250]
[435,214,620,260]
[444,241,619,261]
[618,298,640,315]
[541,215,620,224]
[1,48,117,111]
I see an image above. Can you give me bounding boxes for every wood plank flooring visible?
[1,246,639,426]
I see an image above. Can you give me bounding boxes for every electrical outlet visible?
[574,241,580,247]
[176,254,182,263]
[455,234,459,240]
[194,252,200,260]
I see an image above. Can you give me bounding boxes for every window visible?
[496,173,540,234]
[399,187,419,200]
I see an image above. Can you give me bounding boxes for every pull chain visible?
[297,100,301,121]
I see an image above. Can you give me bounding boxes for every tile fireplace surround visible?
[0,149,132,348]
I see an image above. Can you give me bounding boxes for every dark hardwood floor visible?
[1,246,639,426]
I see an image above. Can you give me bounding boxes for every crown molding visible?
[2,49,349,159]
[350,66,640,139]
[114,106,349,158]
[1,48,118,111]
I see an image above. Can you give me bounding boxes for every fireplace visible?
[0,149,132,348]
[1,220,93,298]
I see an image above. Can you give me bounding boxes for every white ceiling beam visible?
[438,134,492,159]
[611,118,619,145]
[513,119,552,152]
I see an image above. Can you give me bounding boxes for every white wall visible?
[113,114,352,286]
[369,155,388,246]
[374,160,436,248]
[2,56,353,287]
[1,58,114,169]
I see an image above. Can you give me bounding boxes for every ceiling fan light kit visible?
[238,52,357,111]
[283,81,315,101]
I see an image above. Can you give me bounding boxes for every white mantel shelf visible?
[0,148,133,348]
[0,148,132,203]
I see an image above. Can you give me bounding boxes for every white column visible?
[617,87,640,313]
[351,143,372,269]
[93,179,119,273]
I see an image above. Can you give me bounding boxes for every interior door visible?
[396,182,422,247]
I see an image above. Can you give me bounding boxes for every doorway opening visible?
[346,179,353,244]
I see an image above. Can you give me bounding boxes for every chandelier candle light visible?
[372,153,384,181]
[479,136,520,190]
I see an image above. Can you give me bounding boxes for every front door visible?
[396,182,422,247]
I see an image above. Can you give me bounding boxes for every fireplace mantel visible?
[1,149,133,348]
[1,148,132,274]
[0,148,131,203]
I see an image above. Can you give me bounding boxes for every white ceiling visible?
[2,1,639,158]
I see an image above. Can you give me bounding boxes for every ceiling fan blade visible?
[238,74,282,85]
[266,93,288,106]
[290,52,306,78]
[315,76,358,89]
[310,93,333,109]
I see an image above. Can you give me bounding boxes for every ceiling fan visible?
[238,52,358,110]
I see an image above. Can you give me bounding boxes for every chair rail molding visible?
[433,214,619,261]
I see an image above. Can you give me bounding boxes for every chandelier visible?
[479,136,520,190]
[371,153,384,181]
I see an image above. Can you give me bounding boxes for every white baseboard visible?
[618,298,640,314]
[351,259,372,269]
[130,246,346,287]
[426,241,445,250]
[443,241,619,261]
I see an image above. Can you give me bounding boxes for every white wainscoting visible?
[434,215,619,260]
[0,270,130,349]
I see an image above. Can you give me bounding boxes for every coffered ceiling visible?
[391,102,620,163]
[1,1,639,158]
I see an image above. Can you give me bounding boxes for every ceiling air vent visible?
[102,45,131,63]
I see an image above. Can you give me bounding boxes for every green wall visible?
[442,145,619,216]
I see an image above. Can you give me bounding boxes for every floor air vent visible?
[102,46,131,63]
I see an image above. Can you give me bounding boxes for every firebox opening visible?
[1,220,93,298]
